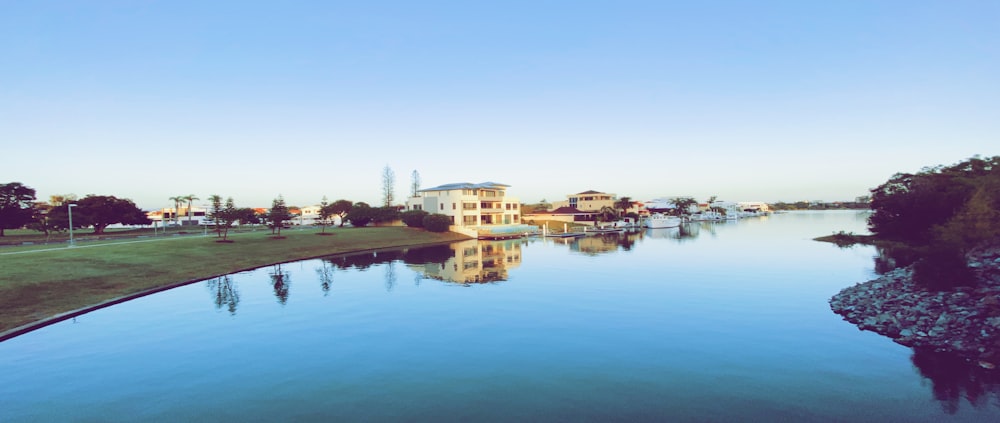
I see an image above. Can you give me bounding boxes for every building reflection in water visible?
[406,239,524,284]
[313,241,524,286]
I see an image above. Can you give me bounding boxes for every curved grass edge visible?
[0,228,471,342]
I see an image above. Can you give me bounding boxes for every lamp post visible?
[68,203,77,247]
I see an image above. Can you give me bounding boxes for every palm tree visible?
[616,196,633,218]
[670,197,698,217]
[168,195,186,227]
[184,194,199,224]
[597,206,618,225]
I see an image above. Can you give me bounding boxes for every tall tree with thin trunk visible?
[266,195,292,236]
[616,196,632,217]
[184,194,199,224]
[410,170,421,197]
[382,165,396,207]
[169,195,185,226]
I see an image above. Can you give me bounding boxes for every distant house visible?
[521,206,595,224]
[550,190,618,212]
[147,206,210,226]
[549,190,645,216]
[405,182,535,238]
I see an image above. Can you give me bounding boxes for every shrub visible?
[422,214,452,232]
[401,210,429,228]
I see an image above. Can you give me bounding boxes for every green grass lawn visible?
[0,226,470,337]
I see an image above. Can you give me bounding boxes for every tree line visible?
[0,182,455,240]
[865,155,1000,289]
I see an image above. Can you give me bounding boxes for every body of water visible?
[3,211,998,421]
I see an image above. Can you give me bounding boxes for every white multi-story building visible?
[406,182,535,238]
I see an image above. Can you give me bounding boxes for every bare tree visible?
[381,165,396,207]
[410,170,421,197]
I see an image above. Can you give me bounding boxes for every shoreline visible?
[0,228,472,342]
[829,246,1000,365]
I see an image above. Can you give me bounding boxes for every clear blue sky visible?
[3,1,997,210]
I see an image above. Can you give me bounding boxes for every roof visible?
[419,182,510,192]
[575,190,605,195]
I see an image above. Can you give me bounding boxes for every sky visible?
[2,1,998,210]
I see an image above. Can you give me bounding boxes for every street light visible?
[68,203,77,247]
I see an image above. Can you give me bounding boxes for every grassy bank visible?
[0,227,470,337]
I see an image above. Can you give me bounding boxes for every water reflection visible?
[569,231,644,255]
[866,238,999,412]
[206,275,239,315]
[911,348,1000,414]
[406,239,523,284]
[269,264,291,305]
[316,261,334,296]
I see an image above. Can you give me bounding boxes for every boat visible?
[644,213,682,229]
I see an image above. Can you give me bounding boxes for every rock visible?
[830,245,1000,362]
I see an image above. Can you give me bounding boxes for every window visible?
[463,215,477,225]
[463,202,477,210]
[440,204,444,210]
[452,203,456,210]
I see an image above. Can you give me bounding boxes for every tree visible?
[215,197,239,241]
[382,165,396,207]
[401,209,429,227]
[330,199,353,227]
[27,201,56,239]
[266,195,293,235]
[235,208,261,226]
[0,182,37,236]
[168,195,186,226]
[410,170,421,197]
[596,206,618,224]
[317,196,335,234]
[670,197,698,217]
[422,214,451,232]
[54,195,150,234]
[184,194,200,224]
[208,195,224,237]
[371,206,401,225]
[865,155,1000,289]
[616,196,632,217]
[346,202,374,227]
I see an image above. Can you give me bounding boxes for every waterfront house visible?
[405,182,535,239]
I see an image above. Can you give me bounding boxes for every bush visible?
[913,248,975,290]
[401,210,429,228]
[422,214,452,232]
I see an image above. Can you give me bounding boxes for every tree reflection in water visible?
[206,275,239,315]
[384,261,397,292]
[269,264,291,305]
[910,348,1000,414]
[315,261,334,296]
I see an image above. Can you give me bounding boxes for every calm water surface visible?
[3,211,998,422]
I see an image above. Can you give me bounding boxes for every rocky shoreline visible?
[829,246,1000,367]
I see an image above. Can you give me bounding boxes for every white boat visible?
[644,213,682,229]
